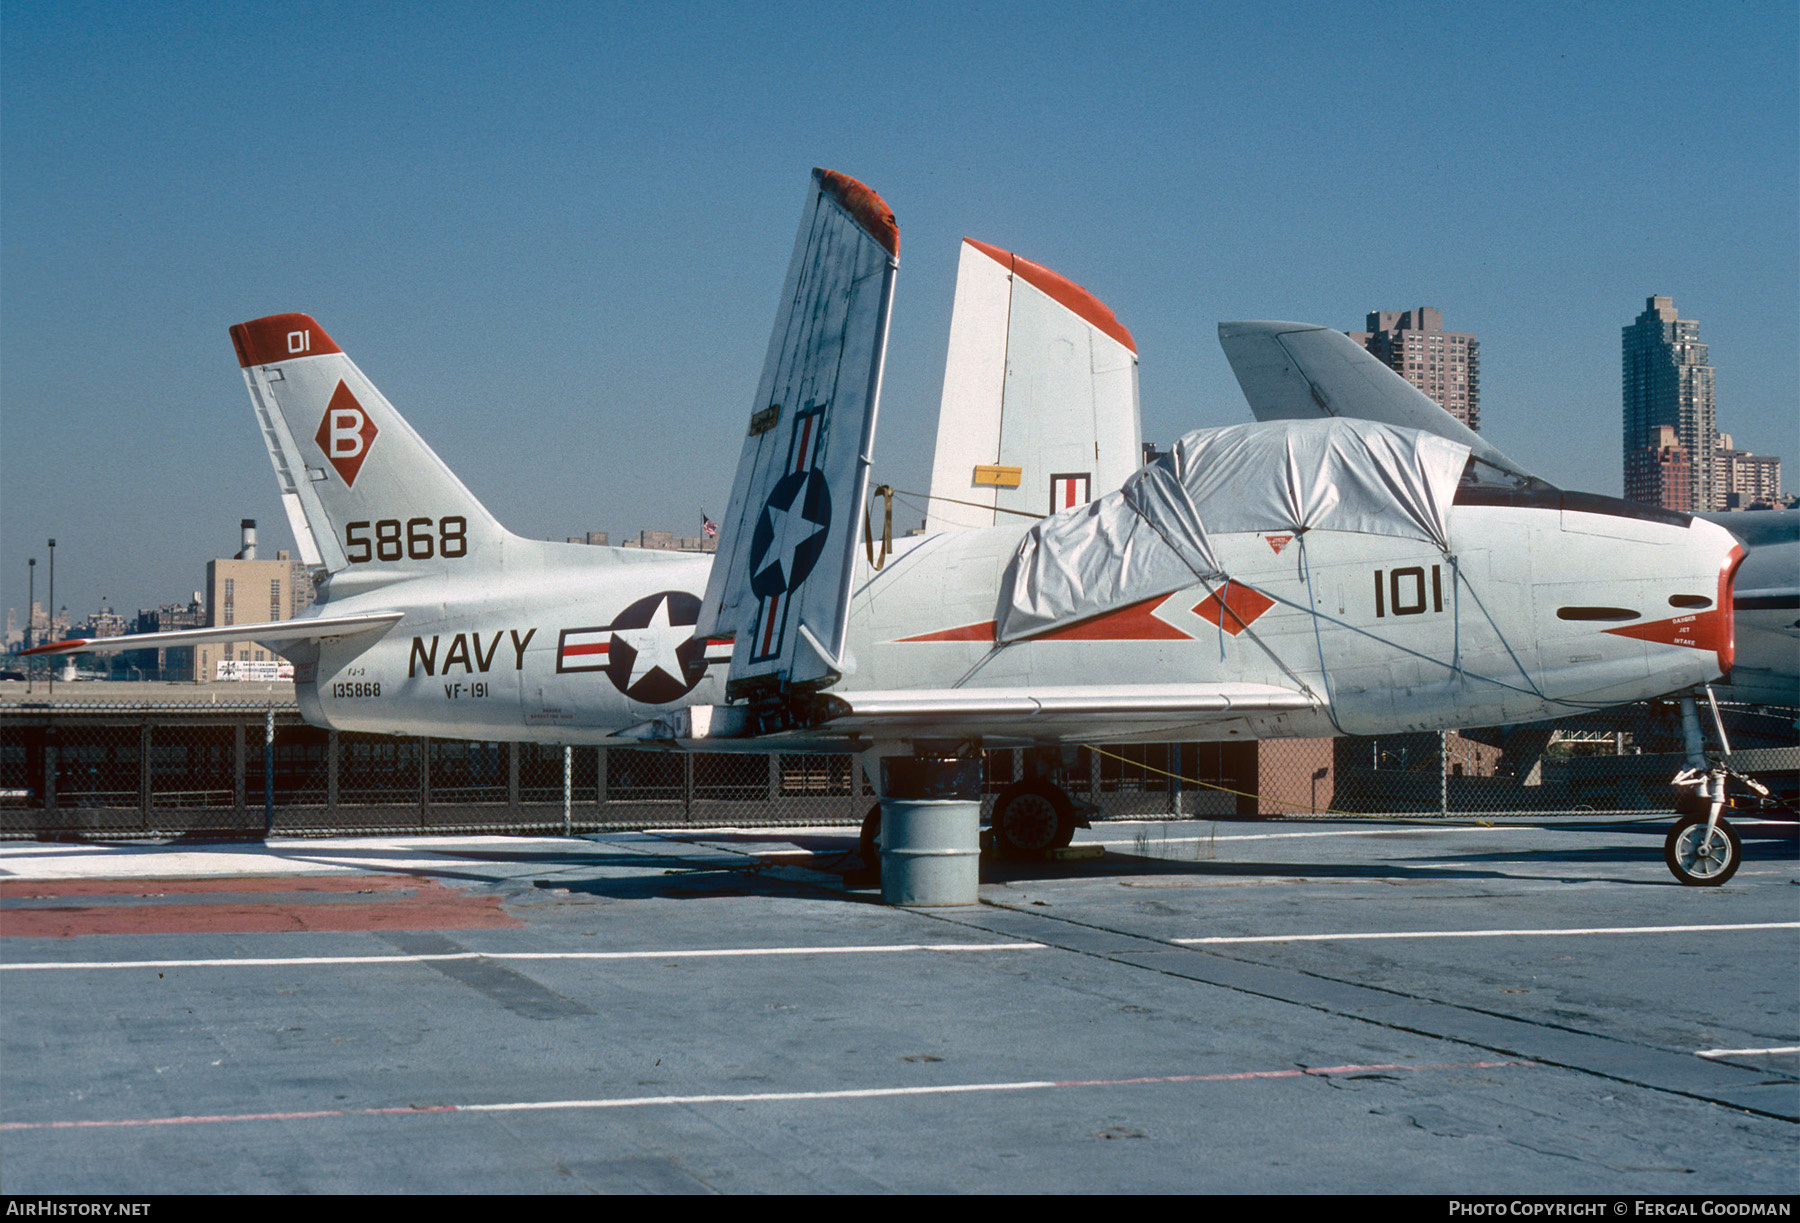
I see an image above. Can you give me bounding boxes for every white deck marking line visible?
[1696,1046,1800,1058]
[0,1060,1535,1131]
[1097,825,1521,846]
[1176,921,1799,945]
[0,942,1046,971]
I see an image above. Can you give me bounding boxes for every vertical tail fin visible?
[230,314,507,580]
[925,239,1141,530]
[697,169,899,698]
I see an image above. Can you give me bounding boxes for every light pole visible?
[25,557,35,693]
[46,539,55,696]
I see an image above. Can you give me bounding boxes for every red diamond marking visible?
[1193,584,1275,637]
[314,381,378,487]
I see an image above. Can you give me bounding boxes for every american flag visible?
[701,511,718,539]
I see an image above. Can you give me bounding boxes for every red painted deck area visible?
[0,874,523,937]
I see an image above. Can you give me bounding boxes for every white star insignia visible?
[760,497,827,591]
[611,595,690,689]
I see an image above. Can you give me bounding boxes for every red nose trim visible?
[1601,543,1745,678]
[1718,544,1745,676]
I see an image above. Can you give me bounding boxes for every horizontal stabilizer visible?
[1218,321,1537,483]
[19,611,404,657]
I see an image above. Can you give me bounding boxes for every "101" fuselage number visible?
[1373,565,1445,618]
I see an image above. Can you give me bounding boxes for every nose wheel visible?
[1664,813,1741,886]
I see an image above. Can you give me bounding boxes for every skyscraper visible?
[1346,308,1480,430]
[1622,295,1716,511]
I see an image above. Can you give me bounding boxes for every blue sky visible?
[3,1,1795,622]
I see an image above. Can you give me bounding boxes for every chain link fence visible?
[3,697,1793,839]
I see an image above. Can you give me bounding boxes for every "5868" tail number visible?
[344,516,467,563]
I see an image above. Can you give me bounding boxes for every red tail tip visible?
[230,313,342,368]
[815,169,899,258]
[963,238,1136,355]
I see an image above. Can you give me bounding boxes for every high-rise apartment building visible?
[1346,308,1480,430]
[1715,434,1783,509]
[1622,295,1717,510]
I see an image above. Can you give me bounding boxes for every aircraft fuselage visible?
[298,493,1739,747]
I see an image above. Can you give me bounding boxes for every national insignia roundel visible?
[748,468,832,599]
[603,591,711,705]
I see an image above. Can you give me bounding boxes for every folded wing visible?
[1218,320,1539,485]
[697,169,900,698]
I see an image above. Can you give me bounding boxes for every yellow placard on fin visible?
[972,464,1023,488]
[749,403,781,436]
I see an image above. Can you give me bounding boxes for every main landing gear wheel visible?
[859,803,883,875]
[992,780,1074,858]
[1664,813,1741,886]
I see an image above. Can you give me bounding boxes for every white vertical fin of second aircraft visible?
[697,168,899,697]
[925,239,1141,531]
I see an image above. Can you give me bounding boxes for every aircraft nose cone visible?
[1598,523,1744,685]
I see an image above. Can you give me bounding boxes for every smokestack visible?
[237,519,257,561]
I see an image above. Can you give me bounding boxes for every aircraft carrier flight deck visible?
[1,817,1795,1195]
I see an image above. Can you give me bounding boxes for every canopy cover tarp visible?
[996,418,1469,642]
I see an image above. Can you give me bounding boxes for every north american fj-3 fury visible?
[31,170,1756,884]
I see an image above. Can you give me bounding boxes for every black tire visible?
[1664,813,1741,886]
[992,780,1073,858]
[859,803,883,874]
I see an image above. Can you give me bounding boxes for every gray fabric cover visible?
[996,418,1468,642]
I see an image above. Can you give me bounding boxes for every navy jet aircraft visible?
[28,170,1747,883]
[1216,319,1792,882]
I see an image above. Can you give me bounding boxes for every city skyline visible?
[1621,295,1784,512]
[4,3,1794,619]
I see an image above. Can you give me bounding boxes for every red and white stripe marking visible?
[555,627,610,671]
[1050,472,1090,512]
[0,942,1046,971]
[754,590,784,659]
[788,408,820,473]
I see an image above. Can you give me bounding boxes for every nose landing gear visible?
[1663,809,1742,886]
[1663,687,1769,886]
